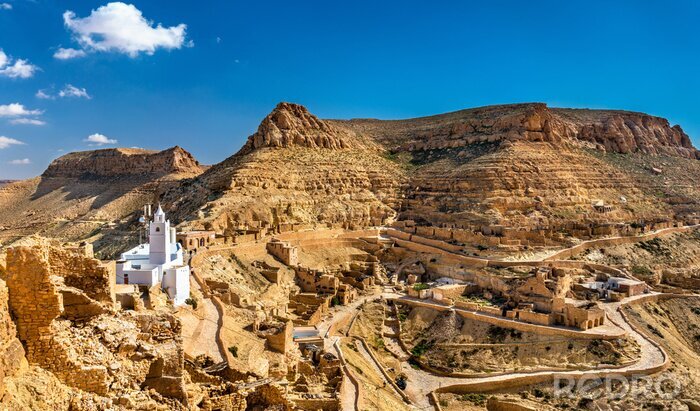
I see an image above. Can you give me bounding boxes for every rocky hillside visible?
[166,102,405,233]
[168,102,700,233]
[0,147,204,255]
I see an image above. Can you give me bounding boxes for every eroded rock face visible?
[42,146,203,179]
[336,103,699,159]
[242,102,357,151]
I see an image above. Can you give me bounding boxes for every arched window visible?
[156,227,160,232]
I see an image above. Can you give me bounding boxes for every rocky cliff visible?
[43,146,203,179]
[336,103,699,159]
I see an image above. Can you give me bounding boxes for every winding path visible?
[392,293,667,409]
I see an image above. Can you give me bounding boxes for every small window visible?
[156,227,160,232]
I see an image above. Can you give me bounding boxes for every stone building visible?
[266,238,299,266]
[607,277,648,297]
[116,205,191,306]
[176,230,216,251]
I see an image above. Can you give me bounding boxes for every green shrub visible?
[185,297,198,310]
[410,339,434,357]
[413,283,429,291]
[459,393,486,405]
[228,346,238,357]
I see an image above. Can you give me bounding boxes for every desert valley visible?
[0,102,699,410]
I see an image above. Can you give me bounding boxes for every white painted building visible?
[116,205,191,306]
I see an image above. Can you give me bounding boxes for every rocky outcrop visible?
[42,146,203,179]
[336,103,699,159]
[241,102,359,152]
[562,109,698,158]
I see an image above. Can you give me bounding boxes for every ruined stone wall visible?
[266,239,299,266]
[543,224,700,261]
[264,320,294,354]
[47,246,116,304]
[0,279,26,398]
[5,245,110,395]
[397,299,620,340]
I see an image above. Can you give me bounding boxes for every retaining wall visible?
[395,298,623,340]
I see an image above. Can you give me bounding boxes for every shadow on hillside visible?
[30,176,153,211]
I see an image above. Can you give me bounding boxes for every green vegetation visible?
[228,346,238,358]
[413,283,429,291]
[410,339,434,357]
[631,265,653,277]
[533,388,551,399]
[459,393,487,406]
[374,337,385,350]
[691,307,700,316]
[331,296,341,307]
[382,151,419,171]
[185,297,198,310]
[635,238,671,258]
[459,295,494,306]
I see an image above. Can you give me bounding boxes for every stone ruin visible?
[3,239,188,402]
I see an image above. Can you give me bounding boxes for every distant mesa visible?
[41,146,203,179]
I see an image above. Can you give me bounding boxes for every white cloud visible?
[0,49,39,79]
[59,84,91,99]
[62,2,190,57]
[0,136,25,149]
[36,85,91,100]
[36,89,54,100]
[0,103,42,117]
[0,3,11,10]
[53,47,87,60]
[9,158,31,165]
[10,118,46,126]
[84,133,117,145]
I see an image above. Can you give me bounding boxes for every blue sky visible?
[1,0,699,179]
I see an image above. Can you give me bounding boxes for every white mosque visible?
[116,205,191,306]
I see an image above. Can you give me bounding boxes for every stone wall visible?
[397,299,621,340]
[5,245,111,394]
[0,279,26,398]
[543,224,700,261]
[266,238,299,266]
[47,246,115,304]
